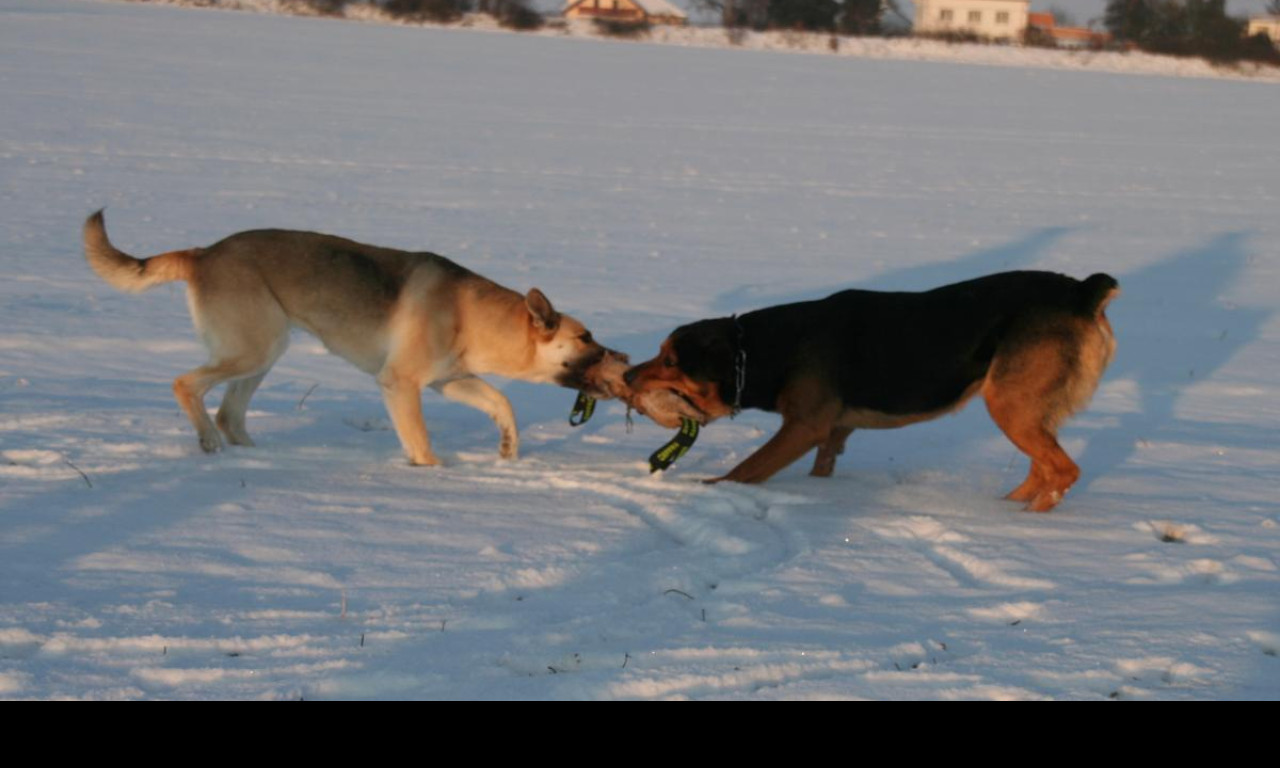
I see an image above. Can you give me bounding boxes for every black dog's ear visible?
[526,288,561,333]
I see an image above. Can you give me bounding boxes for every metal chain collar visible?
[731,315,746,417]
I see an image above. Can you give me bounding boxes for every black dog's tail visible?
[1078,273,1119,318]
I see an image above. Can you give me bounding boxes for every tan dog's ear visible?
[525,288,561,333]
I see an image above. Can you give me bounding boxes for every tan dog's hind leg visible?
[174,364,232,453]
[811,425,854,478]
[215,328,288,447]
[433,377,519,459]
[176,361,275,453]
[216,372,268,447]
[178,289,288,453]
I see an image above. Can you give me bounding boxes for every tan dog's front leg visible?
[433,377,519,459]
[378,371,438,466]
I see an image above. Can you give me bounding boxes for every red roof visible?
[1028,12,1054,29]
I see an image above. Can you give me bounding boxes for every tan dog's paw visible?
[198,431,224,454]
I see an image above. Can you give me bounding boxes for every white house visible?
[914,0,1030,41]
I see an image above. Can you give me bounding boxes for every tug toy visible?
[648,418,700,473]
[568,392,596,426]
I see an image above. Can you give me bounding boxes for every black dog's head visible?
[623,318,739,428]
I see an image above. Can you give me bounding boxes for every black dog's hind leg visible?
[810,425,854,478]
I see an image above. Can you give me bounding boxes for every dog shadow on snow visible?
[1071,233,1270,498]
[709,226,1078,313]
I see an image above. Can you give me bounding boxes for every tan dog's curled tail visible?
[83,210,197,292]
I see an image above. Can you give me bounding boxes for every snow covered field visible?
[1,0,1278,699]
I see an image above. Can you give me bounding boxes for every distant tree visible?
[692,0,769,28]
[1184,0,1246,58]
[1243,30,1280,62]
[479,0,542,29]
[300,0,349,15]
[1268,0,1280,15]
[839,0,883,35]
[1105,0,1270,63]
[768,0,840,31]
[382,0,469,22]
[1104,0,1154,42]
[1147,0,1187,43]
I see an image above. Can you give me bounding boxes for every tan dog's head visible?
[524,289,629,399]
[623,318,739,429]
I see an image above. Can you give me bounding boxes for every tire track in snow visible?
[859,515,1056,592]
[446,461,819,691]
[461,461,806,566]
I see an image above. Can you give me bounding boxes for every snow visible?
[1,0,1278,700]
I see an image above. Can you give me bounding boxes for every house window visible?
[996,11,1009,24]
[969,11,981,23]
[940,9,953,21]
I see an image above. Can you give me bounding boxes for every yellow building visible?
[915,0,1030,41]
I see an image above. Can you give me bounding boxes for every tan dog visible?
[83,211,625,465]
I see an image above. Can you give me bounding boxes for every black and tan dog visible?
[625,271,1118,512]
[84,211,628,465]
